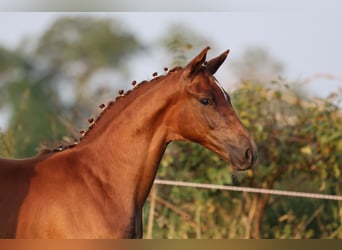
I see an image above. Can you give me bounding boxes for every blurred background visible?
[0,11,341,238]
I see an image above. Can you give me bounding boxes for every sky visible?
[0,12,341,93]
[0,10,342,127]
[1,0,342,11]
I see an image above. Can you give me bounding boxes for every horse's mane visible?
[38,66,183,155]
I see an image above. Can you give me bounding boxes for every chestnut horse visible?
[0,47,257,238]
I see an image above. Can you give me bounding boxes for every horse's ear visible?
[184,46,210,78]
[206,49,230,75]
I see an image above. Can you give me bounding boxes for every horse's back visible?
[0,157,36,238]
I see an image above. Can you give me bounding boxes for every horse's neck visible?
[75,73,182,207]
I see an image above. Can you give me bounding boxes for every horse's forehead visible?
[199,73,229,102]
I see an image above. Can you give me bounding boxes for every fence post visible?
[146,184,157,239]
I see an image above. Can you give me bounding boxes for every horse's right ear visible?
[183,46,210,78]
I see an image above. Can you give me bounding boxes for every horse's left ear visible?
[184,46,210,78]
[206,49,230,75]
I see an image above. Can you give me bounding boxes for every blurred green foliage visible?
[0,16,341,238]
[36,16,141,69]
[0,16,141,157]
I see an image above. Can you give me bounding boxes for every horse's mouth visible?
[231,162,255,172]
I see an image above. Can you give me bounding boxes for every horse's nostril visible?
[245,148,253,163]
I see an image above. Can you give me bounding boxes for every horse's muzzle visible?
[227,140,258,171]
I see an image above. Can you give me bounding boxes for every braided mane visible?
[38,66,183,155]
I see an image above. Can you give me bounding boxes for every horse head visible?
[174,47,257,171]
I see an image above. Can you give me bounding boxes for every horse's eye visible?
[200,98,211,106]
